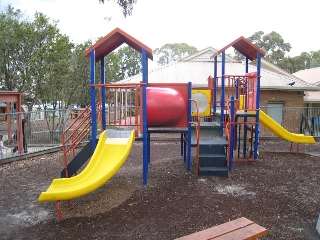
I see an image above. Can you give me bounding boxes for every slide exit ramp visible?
[259,110,315,144]
[38,129,135,202]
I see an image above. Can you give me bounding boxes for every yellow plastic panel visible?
[191,90,211,116]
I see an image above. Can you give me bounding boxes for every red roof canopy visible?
[216,36,265,61]
[84,28,153,62]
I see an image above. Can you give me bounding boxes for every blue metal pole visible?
[187,82,192,172]
[245,57,249,73]
[220,51,226,137]
[90,50,96,152]
[254,52,261,160]
[142,48,148,185]
[101,57,106,131]
[229,96,235,170]
[243,57,249,157]
[213,56,218,114]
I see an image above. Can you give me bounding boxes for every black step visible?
[191,137,228,147]
[199,144,227,155]
[198,166,229,177]
[192,122,221,137]
[199,153,227,167]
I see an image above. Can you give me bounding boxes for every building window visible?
[267,102,283,125]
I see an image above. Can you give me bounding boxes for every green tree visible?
[0,6,73,110]
[105,45,141,82]
[0,5,75,137]
[289,52,311,72]
[154,43,198,66]
[309,50,320,68]
[25,12,74,135]
[66,41,92,107]
[0,5,30,92]
[275,50,320,74]
[98,0,137,17]
[27,13,73,106]
[235,31,292,66]
[276,57,298,74]
[118,45,141,78]
[105,51,123,83]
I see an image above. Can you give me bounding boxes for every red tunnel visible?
[146,87,187,127]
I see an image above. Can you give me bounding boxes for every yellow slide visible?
[259,110,315,144]
[38,130,135,202]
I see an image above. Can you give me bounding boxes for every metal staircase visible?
[192,122,229,177]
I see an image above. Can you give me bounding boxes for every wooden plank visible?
[212,223,268,240]
[175,217,254,240]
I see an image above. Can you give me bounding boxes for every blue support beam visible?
[229,96,235,170]
[142,48,149,185]
[213,56,218,114]
[220,51,226,137]
[254,52,262,160]
[90,50,96,152]
[101,57,106,131]
[243,56,249,158]
[187,82,192,172]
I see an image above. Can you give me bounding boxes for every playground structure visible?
[38,28,195,220]
[38,28,315,220]
[210,37,314,165]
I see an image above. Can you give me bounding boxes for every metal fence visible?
[0,109,72,159]
[0,106,318,160]
[0,106,139,160]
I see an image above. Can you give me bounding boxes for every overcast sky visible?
[1,0,319,57]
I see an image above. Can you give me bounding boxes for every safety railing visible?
[93,83,142,137]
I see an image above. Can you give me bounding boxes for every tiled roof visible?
[261,59,302,80]
[178,47,239,63]
[293,67,320,102]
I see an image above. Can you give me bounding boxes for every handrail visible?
[61,102,102,178]
[91,82,146,88]
[224,98,236,169]
[189,99,201,175]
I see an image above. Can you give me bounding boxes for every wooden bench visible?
[175,217,267,240]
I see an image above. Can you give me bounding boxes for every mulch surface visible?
[0,139,320,240]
